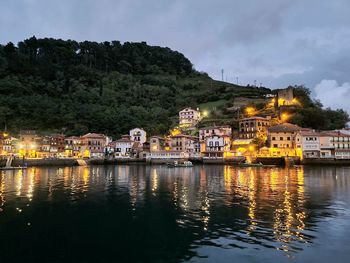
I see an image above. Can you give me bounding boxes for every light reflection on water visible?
[0,165,350,263]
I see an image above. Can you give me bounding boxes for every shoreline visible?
[2,157,350,168]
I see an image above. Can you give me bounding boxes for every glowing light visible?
[202,111,209,117]
[246,107,255,116]
[281,113,290,122]
[170,128,181,136]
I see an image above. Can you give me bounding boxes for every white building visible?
[319,131,350,159]
[114,135,134,157]
[296,131,320,158]
[179,107,201,128]
[202,135,231,158]
[199,126,232,140]
[129,128,147,145]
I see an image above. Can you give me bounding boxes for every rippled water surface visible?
[1,165,350,263]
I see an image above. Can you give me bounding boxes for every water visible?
[1,165,350,263]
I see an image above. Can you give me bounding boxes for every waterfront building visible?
[202,135,231,158]
[199,126,232,140]
[0,136,18,155]
[18,130,40,157]
[267,123,302,156]
[170,134,198,154]
[319,131,350,159]
[80,133,107,158]
[65,136,83,157]
[238,116,270,139]
[35,136,51,158]
[49,134,65,157]
[114,135,134,157]
[129,128,147,145]
[150,136,166,152]
[179,107,201,128]
[232,139,254,156]
[295,131,320,159]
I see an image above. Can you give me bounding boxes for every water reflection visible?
[0,165,349,263]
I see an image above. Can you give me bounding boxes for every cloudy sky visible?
[1,0,350,112]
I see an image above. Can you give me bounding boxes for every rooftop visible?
[240,116,269,121]
[268,123,302,132]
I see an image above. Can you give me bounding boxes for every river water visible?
[1,165,350,263]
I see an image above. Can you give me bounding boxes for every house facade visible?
[267,123,302,156]
[202,135,231,158]
[179,107,201,128]
[114,135,134,157]
[170,134,197,154]
[129,128,147,145]
[239,117,270,139]
[296,131,320,158]
[199,126,232,140]
[65,136,83,157]
[80,133,107,158]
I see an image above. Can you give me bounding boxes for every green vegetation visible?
[289,86,349,130]
[0,37,271,137]
[0,37,348,137]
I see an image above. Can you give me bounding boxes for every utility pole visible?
[221,69,224,82]
[236,77,239,85]
[254,80,257,87]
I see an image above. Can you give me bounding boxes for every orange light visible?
[246,107,255,116]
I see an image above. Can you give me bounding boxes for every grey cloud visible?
[1,0,350,112]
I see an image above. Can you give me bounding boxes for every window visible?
[272,137,276,140]
[273,144,278,147]
[215,141,219,146]
[287,137,290,140]
[280,137,283,140]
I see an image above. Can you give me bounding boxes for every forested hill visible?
[0,37,271,137]
[0,37,347,137]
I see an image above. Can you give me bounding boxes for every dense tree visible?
[0,38,347,137]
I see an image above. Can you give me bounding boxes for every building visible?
[179,107,201,128]
[202,135,231,158]
[80,133,107,158]
[150,136,167,152]
[65,136,83,157]
[267,123,302,156]
[277,87,294,106]
[199,126,232,140]
[296,131,320,159]
[49,134,65,157]
[114,135,134,157]
[238,117,270,139]
[169,134,198,154]
[319,131,350,159]
[1,135,18,155]
[129,128,147,145]
[18,130,39,157]
[36,136,51,158]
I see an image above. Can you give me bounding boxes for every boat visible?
[167,161,193,168]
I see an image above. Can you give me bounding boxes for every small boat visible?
[167,161,193,168]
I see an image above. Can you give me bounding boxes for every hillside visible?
[0,37,348,137]
[0,37,272,137]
